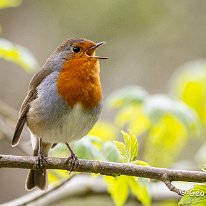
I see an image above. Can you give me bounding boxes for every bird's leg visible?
[65,142,78,173]
[37,138,48,168]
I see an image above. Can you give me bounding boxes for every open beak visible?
[87,41,108,59]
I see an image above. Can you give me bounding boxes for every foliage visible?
[0,0,37,72]
[0,0,22,9]
[114,131,138,163]
[179,184,206,206]
[170,60,206,127]
[88,121,118,141]
[107,85,148,108]
[170,60,206,206]
[107,87,199,168]
[0,38,38,72]
[105,131,150,206]
[49,130,150,206]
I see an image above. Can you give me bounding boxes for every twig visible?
[162,174,184,196]
[2,175,185,206]
[20,174,77,206]
[0,154,206,196]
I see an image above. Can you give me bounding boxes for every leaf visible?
[179,184,206,206]
[127,177,151,206]
[170,60,206,127]
[104,176,129,206]
[48,170,68,184]
[115,104,151,135]
[114,141,127,163]
[0,38,38,72]
[104,176,151,206]
[48,171,61,184]
[0,0,22,9]
[122,131,138,162]
[107,85,148,108]
[144,94,200,136]
[114,131,138,163]
[101,141,120,162]
[132,160,150,166]
[50,137,103,160]
[73,137,103,160]
[144,114,188,167]
[89,121,117,141]
[164,202,180,206]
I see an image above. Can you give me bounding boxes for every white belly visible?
[28,103,101,143]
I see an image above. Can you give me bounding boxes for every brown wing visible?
[12,68,52,147]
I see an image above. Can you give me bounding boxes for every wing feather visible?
[12,68,52,146]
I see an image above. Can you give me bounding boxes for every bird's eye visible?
[72,47,81,53]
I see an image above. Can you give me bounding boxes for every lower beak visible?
[87,41,108,59]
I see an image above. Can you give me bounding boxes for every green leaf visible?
[114,131,138,163]
[107,85,148,108]
[144,114,188,167]
[0,0,22,9]
[73,137,103,160]
[104,176,151,206]
[0,38,38,72]
[132,160,150,166]
[50,137,103,160]
[127,177,151,206]
[115,104,151,135]
[48,171,61,184]
[104,176,129,206]
[114,141,127,163]
[179,184,206,206]
[164,202,180,206]
[48,170,69,184]
[89,121,117,141]
[101,141,120,162]
[170,60,206,127]
[122,131,138,162]
[144,95,200,136]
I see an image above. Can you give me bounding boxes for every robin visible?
[11,38,107,190]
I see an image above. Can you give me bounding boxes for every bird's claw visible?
[65,154,78,174]
[37,150,48,169]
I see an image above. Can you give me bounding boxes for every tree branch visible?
[19,175,77,206]
[1,154,206,185]
[162,174,184,196]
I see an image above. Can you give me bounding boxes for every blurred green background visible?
[1,0,206,109]
[1,0,206,205]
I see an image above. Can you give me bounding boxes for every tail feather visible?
[26,169,47,190]
[26,138,52,190]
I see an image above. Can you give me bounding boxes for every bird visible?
[11,38,107,190]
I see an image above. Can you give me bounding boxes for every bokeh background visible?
[1,0,206,205]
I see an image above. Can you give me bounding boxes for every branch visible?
[162,174,184,196]
[1,154,206,184]
[3,176,182,206]
[20,175,77,206]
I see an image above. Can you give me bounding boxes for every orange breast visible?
[57,58,102,108]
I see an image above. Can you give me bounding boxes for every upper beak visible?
[87,41,108,59]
